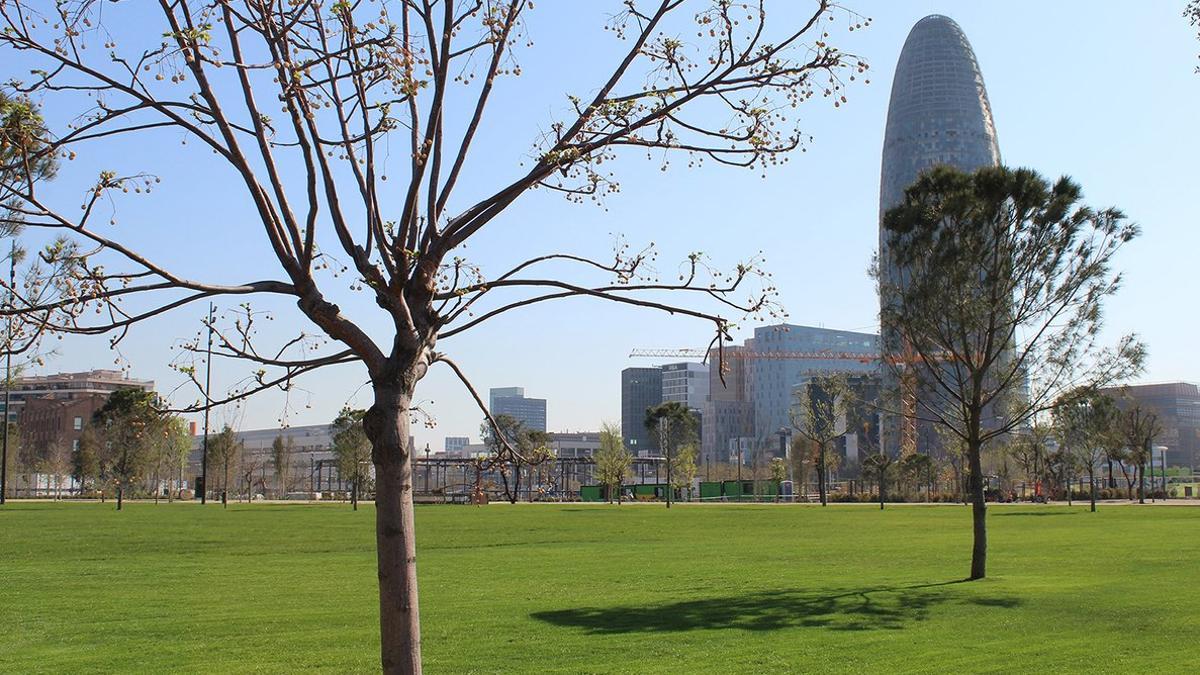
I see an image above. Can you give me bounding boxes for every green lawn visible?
[1,501,1196,673]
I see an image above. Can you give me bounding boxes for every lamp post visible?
[200,302,214,504]
[424,443,431,493]
[1,241,14,505]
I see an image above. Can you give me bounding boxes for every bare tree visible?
[270,434,294,498]
[39,440,71,500]
[0,2,867,669]
[790,373,848,506]
[1051,389,1120,512]
[1118,403,1160,505]
[877,166,1143,580]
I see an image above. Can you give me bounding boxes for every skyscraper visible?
[488,387,547,432]
[878,15,1001,454]
[621,367,662,456]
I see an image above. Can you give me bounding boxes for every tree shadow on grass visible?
[531,580,1020,634]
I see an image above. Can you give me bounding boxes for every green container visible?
[699,481,722,500]
[580,485,604,502]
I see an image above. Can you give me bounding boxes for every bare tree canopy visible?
[878,165,1143,581]
[0,1,867,671]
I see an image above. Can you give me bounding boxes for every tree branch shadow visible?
[531,580,1019,634]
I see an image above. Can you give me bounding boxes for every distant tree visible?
[1006,420,1052,501]
[594,423,631,504]
[862,451,894,510]
[146,416,189,504]
[1,420,18,499]
[790,374,849,507]
[672,443,698,501]
[645,401,699,509]
[900,453,934,499]
[270,435,295,498]
[93,389,163,510]
[73,426,101,498]
[769,457,787,501]
[207,426,241,507]
[333,408,372,511]
[523,429,554,499]
[1052,389,1120,512]
[483,415,553,504]
[241,455,265,504]
[878,165,1143,580]
[790,436,816,500]
[159,417,192,502]
[40,441,72,500]
[1118,404,1161,504]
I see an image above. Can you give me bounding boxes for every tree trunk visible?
[116,483,124,511]
[817,443,828,506]
[1137,462,1145,504]
[1089,466,1097,513]
[352,473,359,511]
[966,441,987,580]
[364,385,422,675]
[878,468,885,510]
[665,446,672,509]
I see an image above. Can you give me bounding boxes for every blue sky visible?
[22,1,1200,449]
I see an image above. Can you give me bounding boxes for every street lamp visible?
[424,443,431,493]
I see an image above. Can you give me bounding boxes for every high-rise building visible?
[702,346,754,465]
[744,325,879,450]
[621,367,662,455]
[878,15,1001,454]
[1100,382,1200,469]
[661,362,709,409]
[701,325,879,463]
[444,436,470,454]
[488,387,547,432]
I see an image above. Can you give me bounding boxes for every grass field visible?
[2,501,1197,673]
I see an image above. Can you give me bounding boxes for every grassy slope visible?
[1,502,1196,673]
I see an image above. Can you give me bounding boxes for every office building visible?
[661,362,709,409]
[1101,382,1200,469]
[3,369,154,423]
[745,324,879,450]
[700,326,879,463]
[621,367,662,455]
[444,436,470,455]
[488,387,547,432]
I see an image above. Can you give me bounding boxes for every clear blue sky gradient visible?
[24,2,1200,449]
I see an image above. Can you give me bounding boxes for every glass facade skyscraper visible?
[878,15,1002,454]
[621,367,662,455]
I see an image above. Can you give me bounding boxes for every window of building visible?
[73,416,83,431]
[73,439,80,452]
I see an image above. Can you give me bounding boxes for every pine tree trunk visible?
[364,385,422,674]
[967,440,987,580]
